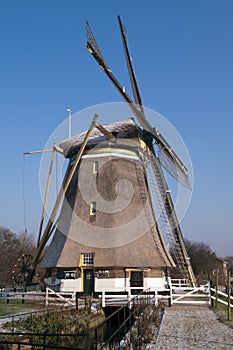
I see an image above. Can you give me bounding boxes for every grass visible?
[212,297,233,328]
[0,307,105,349]
[0,298,43,317]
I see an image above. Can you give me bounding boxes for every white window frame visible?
[82,253,94,266]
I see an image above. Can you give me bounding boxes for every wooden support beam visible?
[30,114,99,282]
[95,122,116,140]
[37,147,56,247]
[23,149,53,155]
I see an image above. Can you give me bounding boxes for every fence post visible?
[22,293,25,304]
[227,270,232,321]
[45,287,48,307]
[209,280,214,307]
[154,290,158,306]
[75,292,79,310]
[94,328,98,350]
[127,288,134,309]
[7,294,9,304]
[169,286,172,306]
[208,281,211,306]
[43,333,46,346]
[167,277,172,306]
[102,291,105,308]
[215,271,219,308]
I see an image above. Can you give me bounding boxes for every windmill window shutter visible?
[90,202,96,216]
[93,161,99,174]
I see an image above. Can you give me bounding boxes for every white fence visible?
[100,287,159,308]
[45,287,76,307]
[1,280,233,311]
[210,287,233,308]
[170,283,210,305]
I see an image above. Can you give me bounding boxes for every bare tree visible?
[171,239,227,285]
[185,240,216,274]
[0,227,18,286]
[225,256,233,273]
[0,227,35,286]
[17,230,36,256]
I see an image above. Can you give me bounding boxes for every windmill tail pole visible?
[28,114,99,285]
[23,149,53,155]
[37,147,56,247]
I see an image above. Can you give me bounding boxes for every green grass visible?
[0,298,43,316]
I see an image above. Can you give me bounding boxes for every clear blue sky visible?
[0,1,232,257]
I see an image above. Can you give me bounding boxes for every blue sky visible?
[0,1,232,257]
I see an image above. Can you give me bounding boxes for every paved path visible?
[149,305,233,349]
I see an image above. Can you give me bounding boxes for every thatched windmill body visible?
[27,17,196,295]
[41,117,177,294]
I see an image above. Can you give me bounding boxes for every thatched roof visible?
[41,151,175,270]
[61,118,138,158]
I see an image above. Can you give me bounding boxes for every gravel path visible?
[149,305,233,349]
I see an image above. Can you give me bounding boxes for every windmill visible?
[85,16,196,287]
[16,16,196,291]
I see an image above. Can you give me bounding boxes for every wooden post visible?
[75,292,79,310]
[94,328,98,350]
[37,147,56,246]
[169,283,173,307]
[215,271,218,308]
[227,270,231,321]
[46,287,48,307]
[102,291,105,308]
[209,280,214,307]
[154,290,158,306]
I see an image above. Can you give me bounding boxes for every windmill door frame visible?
[129,270,144,295]
[82,268,95,296]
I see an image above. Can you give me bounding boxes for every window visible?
[64,271,77,279]
[82,253,94,266]
[93,161,99,174]
[90,202,96,216]
[96,269,110,278]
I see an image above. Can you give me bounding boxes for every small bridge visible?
[99,279,233,308]
[99,280,210,308]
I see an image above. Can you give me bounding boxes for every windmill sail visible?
[118,16,144,114]
[86,20,190,189]
[86,18,196,286]
[117,16,190,189]
[158,148,190,189]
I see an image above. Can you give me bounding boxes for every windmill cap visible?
[60,118,138,158]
